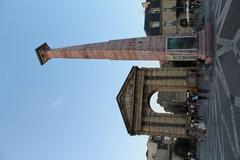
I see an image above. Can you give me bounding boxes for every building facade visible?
[116,66,197,138]
[147,136,183,160]
[143,0,195,36]
[147,136,170,160]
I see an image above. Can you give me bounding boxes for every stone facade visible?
[147,136,183,160]
[147,137,169,160]
[116,66,197,138]
[143,0,195,36]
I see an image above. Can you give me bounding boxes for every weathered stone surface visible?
[117,66,197,138]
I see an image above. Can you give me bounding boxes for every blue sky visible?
[0,0,159,160]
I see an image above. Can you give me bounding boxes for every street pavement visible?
[198,0,240,159]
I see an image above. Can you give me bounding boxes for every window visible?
[150,21,160,28]
[164,20,176,27]
[149,92,165,113]
[158,144,168,150]
[150,7,160,14]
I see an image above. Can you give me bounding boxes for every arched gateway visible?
[116,66,197,138]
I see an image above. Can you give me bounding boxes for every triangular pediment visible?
[116,67,137,133]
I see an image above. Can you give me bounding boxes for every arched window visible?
[149,92,167,113]
[150,91,186,114]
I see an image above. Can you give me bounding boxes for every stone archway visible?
[117,66,197,138]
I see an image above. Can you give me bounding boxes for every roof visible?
[116,66,138,134]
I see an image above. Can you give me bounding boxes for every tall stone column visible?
[36,34,206,65]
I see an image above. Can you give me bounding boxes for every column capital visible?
[35,43,51,65]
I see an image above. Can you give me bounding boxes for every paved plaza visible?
[198,0,240,159]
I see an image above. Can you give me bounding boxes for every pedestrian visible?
[190,94,208,100]
[197,115,204,120]
[197,58,211,71]
[190,104,198,109]
[190,102,200,106]
[192,119,199,123]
